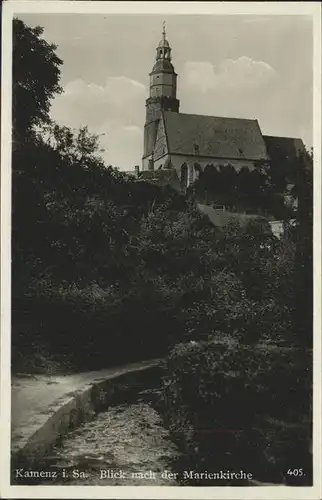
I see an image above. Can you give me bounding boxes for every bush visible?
[161,339,312,485]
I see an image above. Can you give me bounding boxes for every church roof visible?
[162,111,269,161]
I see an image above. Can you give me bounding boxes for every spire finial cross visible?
[162,21,166,39]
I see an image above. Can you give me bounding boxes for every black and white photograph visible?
[1,2,321,499]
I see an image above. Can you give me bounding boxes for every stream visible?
[38,388,180,486]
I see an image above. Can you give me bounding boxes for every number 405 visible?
[286,469,304,477]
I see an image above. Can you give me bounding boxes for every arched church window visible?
[194,163,202,181]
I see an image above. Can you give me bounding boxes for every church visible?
[139,25,305,196]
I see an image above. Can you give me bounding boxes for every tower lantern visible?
[156,22,171,60]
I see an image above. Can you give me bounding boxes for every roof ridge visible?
[163,110,258,122]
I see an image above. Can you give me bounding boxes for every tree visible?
[162,338,312,485]
[12,18,63,143]
[290,149,313,346]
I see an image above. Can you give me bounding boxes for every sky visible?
[19,13,313,171]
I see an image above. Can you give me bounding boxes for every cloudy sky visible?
[19,13,313,170]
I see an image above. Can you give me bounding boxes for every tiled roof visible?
[163,111,269,161]
[197,204,271,233]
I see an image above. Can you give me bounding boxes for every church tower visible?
[142,23,180,169]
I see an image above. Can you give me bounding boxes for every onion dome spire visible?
[156,21,171,60]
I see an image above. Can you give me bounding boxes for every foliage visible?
[161,339,312,485]
[12,119,190,369]
[12,18,63,141]
[192,161,295,220]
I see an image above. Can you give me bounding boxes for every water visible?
[40,390,180,486]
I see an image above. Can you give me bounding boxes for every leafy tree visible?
[289,150,313,346]
[12,18,63,143]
